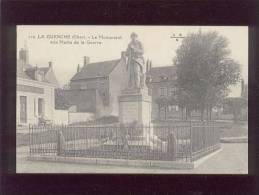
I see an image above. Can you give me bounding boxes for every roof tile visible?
[148,66,177,82]
[71,59,120,81]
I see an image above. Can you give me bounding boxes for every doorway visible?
[20,96,27,123]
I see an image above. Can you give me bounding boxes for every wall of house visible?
[16,77,55,125]
[70,77,110,117]
[61,89,97,113]
[95,90,111,117]
[109,59,126,116]
[70,77,108,91]
[68,58,125,118]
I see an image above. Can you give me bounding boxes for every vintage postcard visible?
[16,25,248,174]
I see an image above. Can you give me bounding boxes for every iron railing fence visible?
[29,121,220,162]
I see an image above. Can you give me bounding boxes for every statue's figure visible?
[126,32,145,89]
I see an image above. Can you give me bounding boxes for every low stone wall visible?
[27,147,222,170]
[28,155,194,169]
[53,109,69,125]
[68,112,94,124]
[53,110,95,125]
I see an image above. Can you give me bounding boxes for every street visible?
[16,143,248,174]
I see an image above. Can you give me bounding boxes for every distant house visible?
[16,47,59,126]
[147,65,232,120]
[147,65,179,120]
[66,52,126,117]
[221,79,248,121]
[241,79,248,99]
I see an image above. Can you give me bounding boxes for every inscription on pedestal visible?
[121,102,138,123]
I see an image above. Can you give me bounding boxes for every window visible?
[159,87,167,97]
[169,105,179,112]
[169,87,177,96]
[159,107,166,119]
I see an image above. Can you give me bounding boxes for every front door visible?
[38,98,44,117]
[20,96,27,123]
[159,106,166,120]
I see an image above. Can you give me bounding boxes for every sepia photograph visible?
[16,25,248,174]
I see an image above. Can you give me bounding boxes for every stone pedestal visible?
[118,87,152,138]
[102,88,162,151]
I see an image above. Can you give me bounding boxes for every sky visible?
[17,25,248,97]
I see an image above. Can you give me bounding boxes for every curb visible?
[27,155,194,170]
[27,148,221,170]
[220,136,248,143]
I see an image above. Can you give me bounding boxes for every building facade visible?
[68,59,181,120]
[66,53,126,118]
[147,65,180,120]
[16,47,59,126]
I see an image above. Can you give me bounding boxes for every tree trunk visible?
[158,105,161,120]
[181,107,184,120]
[206,106,209,120]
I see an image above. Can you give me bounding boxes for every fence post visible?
[57,126,65,156]
[190,119,192,162]
[167,131,177,160]
[29,124,31,156]
[213,120,217,150]
[31,124,34,155]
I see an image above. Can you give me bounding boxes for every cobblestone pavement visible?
[16,143,248,174]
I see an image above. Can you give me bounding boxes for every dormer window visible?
[160,75,168,81]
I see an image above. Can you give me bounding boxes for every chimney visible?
[84,56,90,66]
[48,61,52,68]
[35,65,38,80]
[77,64,81,73]
[121,51,126,60]
[19,48,29,65]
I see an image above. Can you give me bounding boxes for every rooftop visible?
[71,59,120,81]
[148,65,177,83]
[17,60,59,86]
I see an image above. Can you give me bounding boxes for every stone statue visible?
[125,32,145,89]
